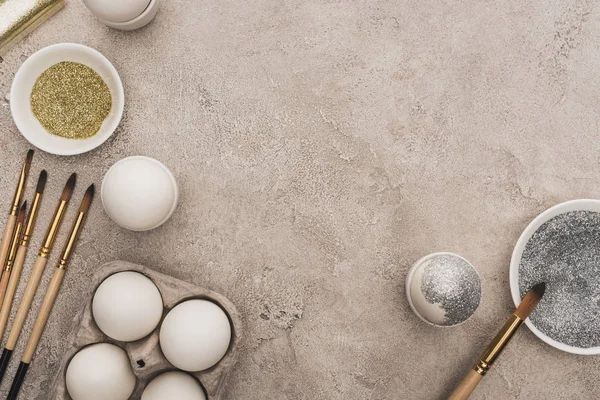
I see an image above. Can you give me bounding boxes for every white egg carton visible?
[49,260,242,399]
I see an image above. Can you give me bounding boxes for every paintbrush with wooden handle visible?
[7,184,94,400]
[448,282,546,400]
[0,171,46,341]
[0,173,75,385]
[0,150,33,280]
[0,202,27,313]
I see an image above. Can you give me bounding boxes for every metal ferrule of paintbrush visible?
[38,201,67,258]
[472,314,523,376]
[38,173,75,258]
[57,184,94,270]
[58,209,87,270]
[9,151,33,216]
[4,215,24,273]
[21,187,43,248]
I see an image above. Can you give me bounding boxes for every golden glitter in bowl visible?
[11,43,124,156]
[30,62,112,140]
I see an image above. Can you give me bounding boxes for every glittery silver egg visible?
[406,253,481,326]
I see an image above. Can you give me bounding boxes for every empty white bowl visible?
[10,43,124,156]
[510,199,600,355]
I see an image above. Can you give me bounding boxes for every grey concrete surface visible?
[0,0,599,399]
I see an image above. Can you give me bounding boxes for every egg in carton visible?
[50,260,242,399]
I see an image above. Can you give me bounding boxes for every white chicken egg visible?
[141,371,206,400]
[66,343,136,400]
[83,0,159,31]
[93,271,164,341]
[84,0,150,22]
[101,156,178,231]
[160,300,231,371]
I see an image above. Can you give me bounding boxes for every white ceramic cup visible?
[510,199,600,355]
[11,43,124,156]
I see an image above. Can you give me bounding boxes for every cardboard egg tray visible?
[49,260,242,399]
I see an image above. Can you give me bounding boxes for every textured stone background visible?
[1,0,600,399]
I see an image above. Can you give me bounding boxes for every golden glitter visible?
[30,62,112,140]
[0,0,64,55]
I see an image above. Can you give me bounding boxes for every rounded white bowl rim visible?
[10,43,124,156]
[509,199,600,355]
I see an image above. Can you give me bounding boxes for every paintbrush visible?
[0,151,33,279]
[0,202,27,313]
[7,184,94,400]
[448,282,546,400]
[0,171,46,341]
[0,173,75,384]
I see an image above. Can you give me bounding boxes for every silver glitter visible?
[420,255,481,326]
[519,210,600,348]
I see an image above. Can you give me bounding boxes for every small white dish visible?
[510,199,600,355]
[10,43,124,156]
[406,252,481,327]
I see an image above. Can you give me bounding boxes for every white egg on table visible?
[101,156,178,231]
[141,371,206,400]
[93,271,164,341]
[66,343,135,400]
[83,0,160,31]
[84,0,150,22]
[160,300,231,371]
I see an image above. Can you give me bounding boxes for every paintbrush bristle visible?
[78,184,95,213]
[36,170,47,194]
[18,202,27,224]
[515,282,546,320]
[61,174,77,202]
[25,150,34,169]
[20,150,34,181]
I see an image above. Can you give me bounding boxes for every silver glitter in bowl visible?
[518,210,600,348]
[407,253,481,326]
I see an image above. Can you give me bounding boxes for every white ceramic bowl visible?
[510,199,600,355]
[11,43,124,156]
[406,252,481,327]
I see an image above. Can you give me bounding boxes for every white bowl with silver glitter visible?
[406,252,482,327]
[510,199,600,355]
[11,43,124,156]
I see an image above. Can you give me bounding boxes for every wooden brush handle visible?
[448,370,483,400]
[5,255,47,350]
[0,245,27,339]
[0,216,16,278]
[0,269,11,316]
[22,268,64,363]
